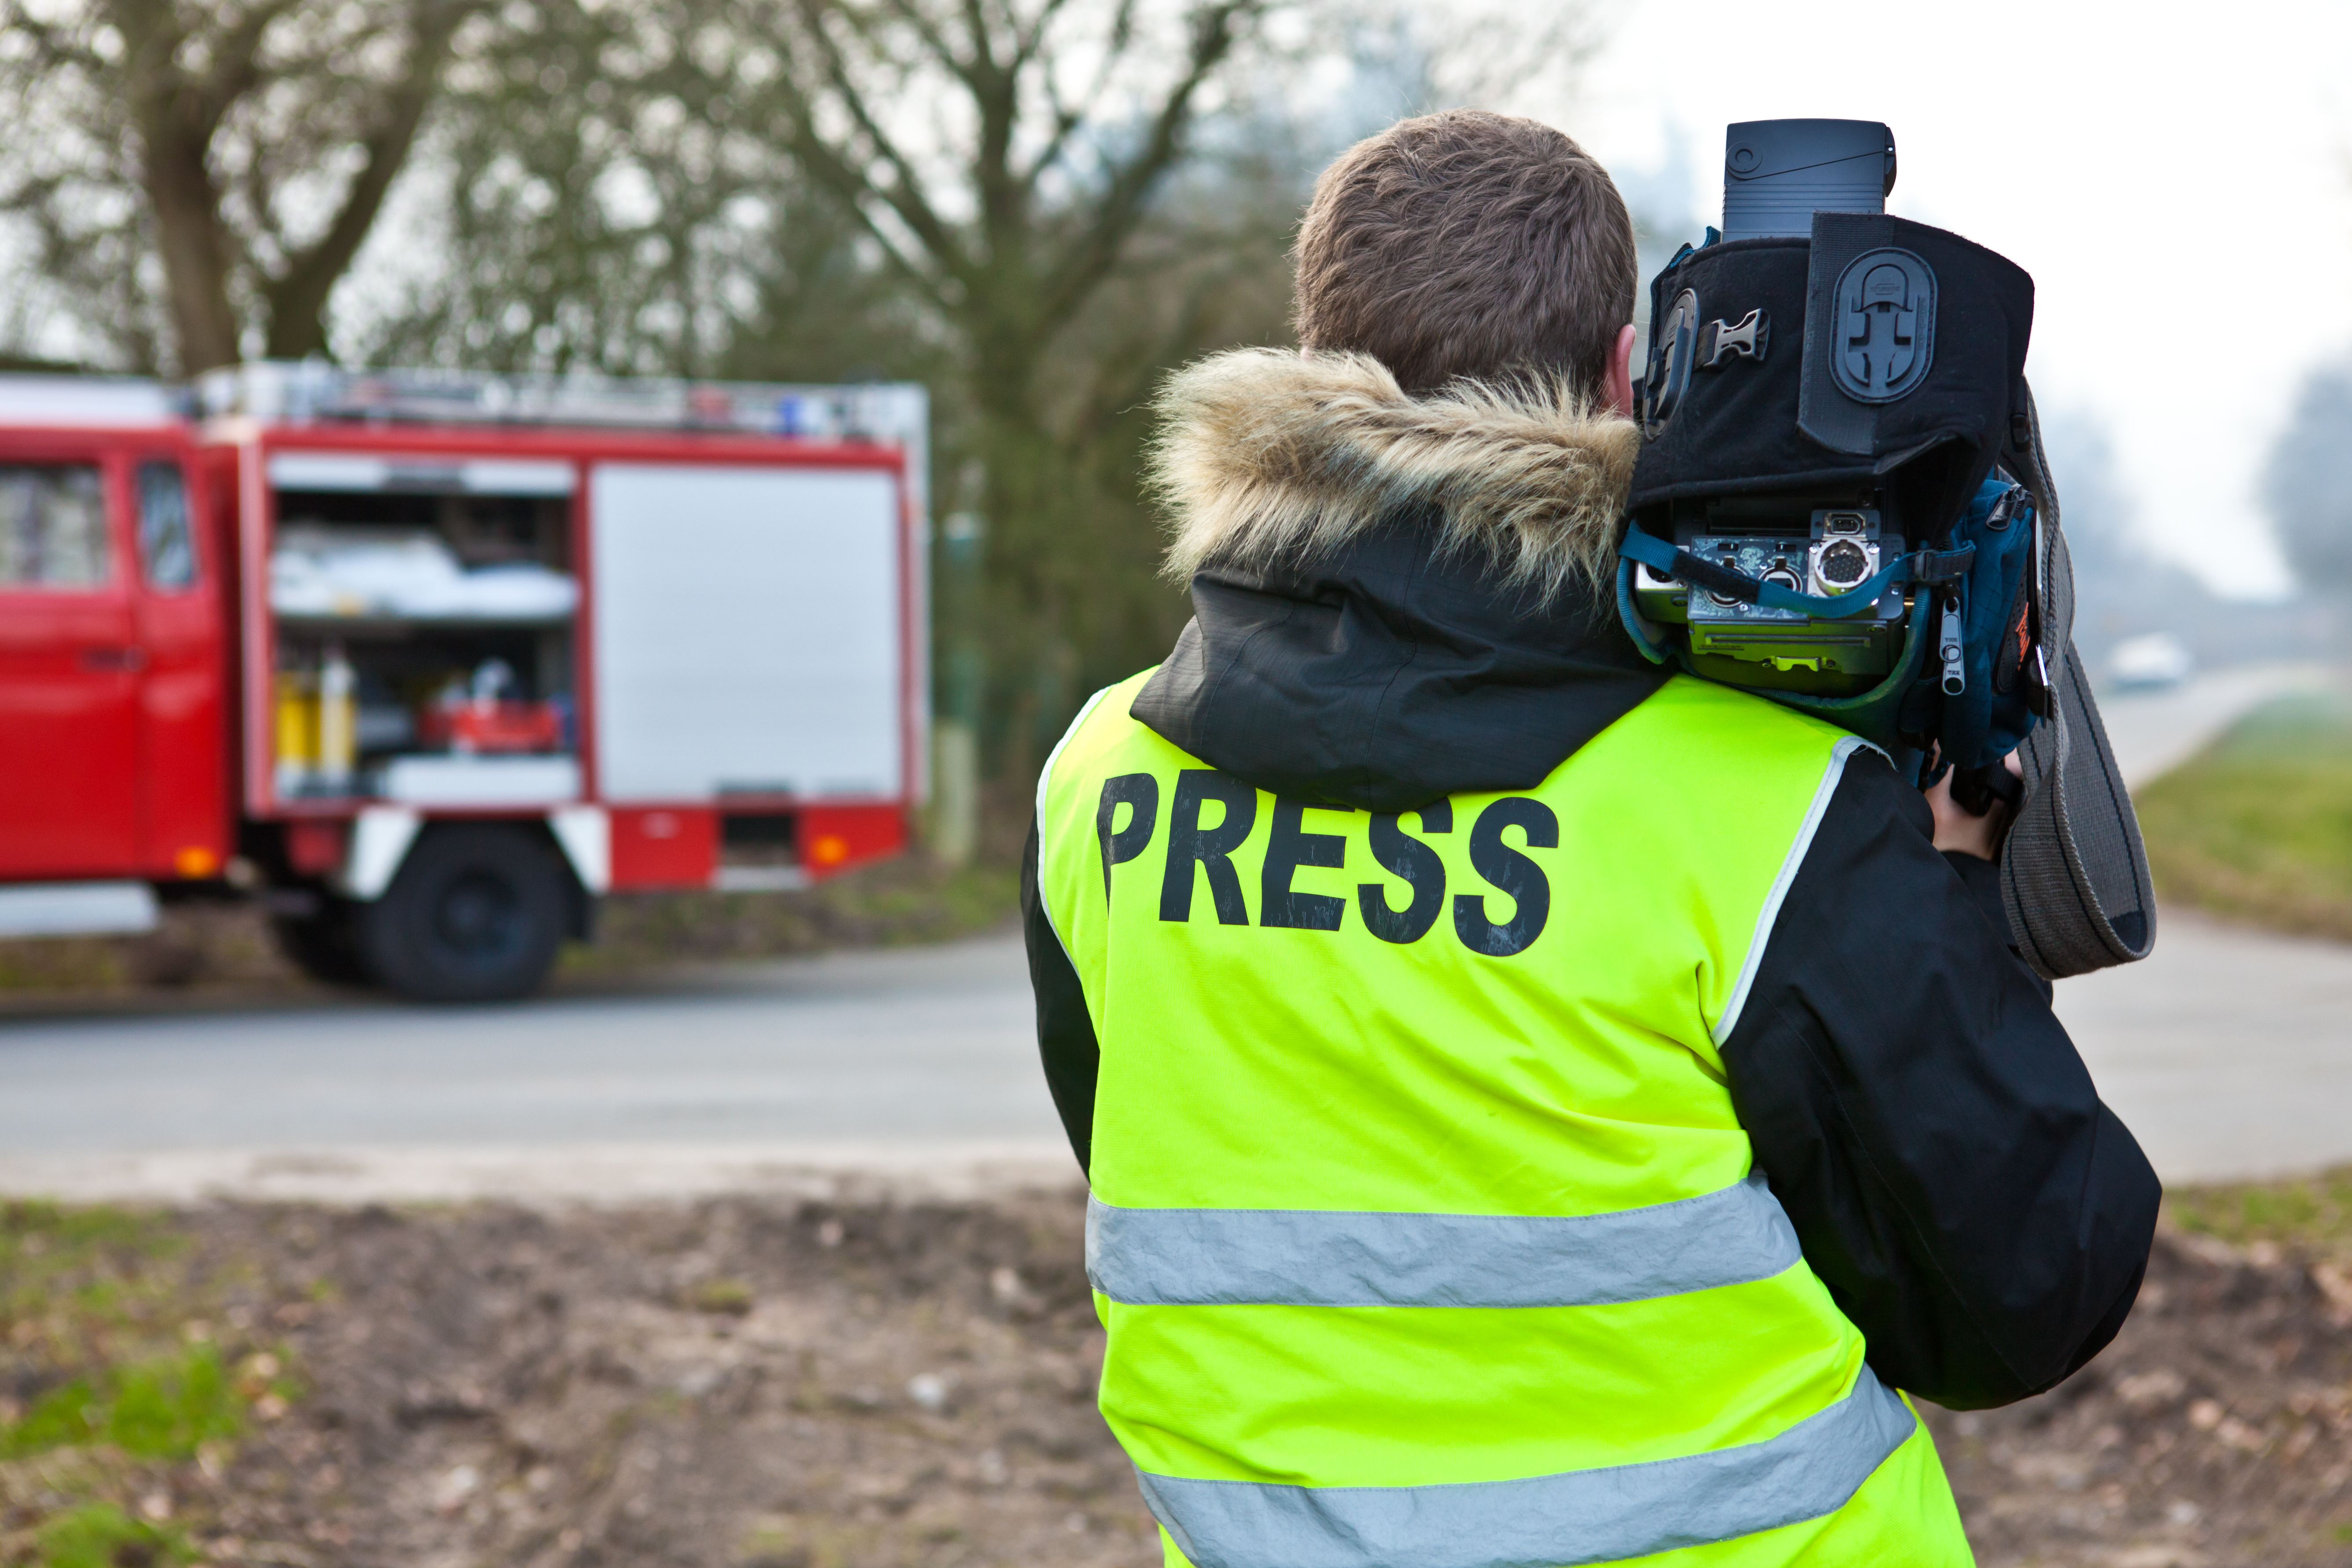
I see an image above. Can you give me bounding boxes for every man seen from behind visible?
[1022,109,2159,1568]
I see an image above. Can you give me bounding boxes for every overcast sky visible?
[1553,0,2352,598]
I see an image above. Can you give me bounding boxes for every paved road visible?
[2092,661,2333,788]
[0,662,2344,1199]
[2058,914,2352,1183]
[0,940,1073,1203]
[2045,661,2352,1182]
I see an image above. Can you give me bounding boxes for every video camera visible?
[1621,120,2041,785]
[1618,120,2158,977]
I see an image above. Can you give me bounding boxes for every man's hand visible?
[1926,750,2025,860]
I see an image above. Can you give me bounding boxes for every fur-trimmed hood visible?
[1149,347,1639,601]
[1130,347,1668,813]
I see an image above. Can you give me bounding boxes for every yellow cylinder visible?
[274,672,318,768]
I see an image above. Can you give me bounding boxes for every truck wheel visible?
[270,900,371,987]
[356,824,569,1003]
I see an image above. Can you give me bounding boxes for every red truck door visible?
[0,455,141,876]
[127,456,228,878]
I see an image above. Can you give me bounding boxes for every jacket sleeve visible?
[1721,752,2161,1411]
[1021,820,1101,1178]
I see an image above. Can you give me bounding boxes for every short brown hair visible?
[1294,110,1637,397]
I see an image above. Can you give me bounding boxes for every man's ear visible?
[1604,323,1639,418]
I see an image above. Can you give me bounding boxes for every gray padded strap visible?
[1995,383,2158,977]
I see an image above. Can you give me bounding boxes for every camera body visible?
[1625,118,1922,699]
[1633,503,1907,693]
[1619,121,2158,979]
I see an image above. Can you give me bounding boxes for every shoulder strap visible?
[1995,382,2158,976]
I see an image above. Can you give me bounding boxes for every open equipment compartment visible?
[169,360,930,1001]
[259,452,583,810]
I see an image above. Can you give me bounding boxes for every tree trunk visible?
[139,133,241,373]
[141,142,242,374]
[966,317,1074,779]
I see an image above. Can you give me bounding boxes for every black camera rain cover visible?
[1630,212,2034,547]
[1624,215,2154,977]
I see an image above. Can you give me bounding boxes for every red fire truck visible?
[0,364,928,1000]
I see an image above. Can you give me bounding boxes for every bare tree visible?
[0,0,480,372]
[0,0,1600,773]
[723,0,1276,754]
[356,1,903,379]
[715,0,1611,758]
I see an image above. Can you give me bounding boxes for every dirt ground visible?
[1927,1228,2352,1567]
[5,1192,2352,1568]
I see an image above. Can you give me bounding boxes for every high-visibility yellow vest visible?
[1034,669,1974,1568]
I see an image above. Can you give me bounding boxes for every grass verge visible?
[0,1203,300,1566]
[2135,690,2352,941]
[2166,1164,2352,1262]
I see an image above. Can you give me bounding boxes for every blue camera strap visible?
[1615,528,1975,620]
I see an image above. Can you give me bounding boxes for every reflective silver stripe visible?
[1087,1171,1800,1309]
[1713,733,1883,1046]
[1138,1364,1916,1568]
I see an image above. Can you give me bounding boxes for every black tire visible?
[355,824,569,1003]
[270,900,372,988]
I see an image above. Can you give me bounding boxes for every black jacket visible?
[1021,349,2158,1411]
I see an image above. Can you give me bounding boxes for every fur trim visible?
[1148,346,1638,601]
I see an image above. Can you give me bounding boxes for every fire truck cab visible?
[0,365,927,1001]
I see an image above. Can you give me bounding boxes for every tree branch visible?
[186,0,299,131]
[261,0,481,356]
[1034,0,1254,327]
[1015,0,1135,195]
[868,0,981,93]
[757,58,954,309]
[781,0,974,287]
[1,7,112,77]
[957,0,998,77]
[1006,0,1077,70]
